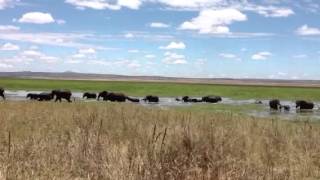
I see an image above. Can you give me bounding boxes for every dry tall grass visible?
[0,101,319,179]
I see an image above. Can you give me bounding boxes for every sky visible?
[0,0,320,79]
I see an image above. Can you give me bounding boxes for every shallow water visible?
[4,90,320,120]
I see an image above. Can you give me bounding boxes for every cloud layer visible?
[180,9,247,34]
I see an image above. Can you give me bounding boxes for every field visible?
[0,101,319,179]
[1,78,320,100]
[1,78,320,179]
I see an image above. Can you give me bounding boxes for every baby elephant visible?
[38,93,53,101]
[26,93,40,100]
[83,92,97,99]
[280,105,291,111]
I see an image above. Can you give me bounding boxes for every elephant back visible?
[269,99,280,110]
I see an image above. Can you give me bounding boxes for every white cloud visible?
[79,48,96,54]
[29,45,39,50]
[0,42,20,51]
[102,31,174,41]
[163,52,187,64]
[18,12,56,24]
[71,48,97,60]
[65,0,120,10]
[39,56,60,64]
[219,53,241,61]
[2,49,60,64]
[240,48,247,52]
[219,53,236,59]
[124,33,134,38]
[71,53,86,59]
[56,19,66,25]
[66,59,83,64]
[160,41,186,50]
[88,59,142,69]
[0,25,20,32]
[0,0,17,10]
[64,0,295,19]
[0,32,104,48]
[156,0,222,9]
[118,0,141,9]
[127,61,141,68]
[293,54,308,59]
[21,50,43,57]
[195,58,207,65]
[278,72,287,76]
[0,63,13,68]
[21,50,59,63]
[128,49,139,53]
[87,60,110,66]
[145,54,156,59]
[268,8,294,17]
[150,22,170,28]
[180,9,247,34]
[296,25,320,36]
[155,0,294,18]
[248,6,294,17]
[65,0,142,10]
[251,51,272,60]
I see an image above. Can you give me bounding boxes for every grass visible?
[1,78,320,100]
[0,101,320,179]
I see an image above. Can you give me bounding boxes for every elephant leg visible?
[55,97,61,102]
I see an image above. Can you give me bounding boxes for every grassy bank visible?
[0,101,319,179]
[1,78,320,100]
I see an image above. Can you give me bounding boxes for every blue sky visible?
[0,0,320,79]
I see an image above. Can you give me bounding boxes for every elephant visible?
[143,95,159,103]
[83,92,97,99]
[202,96,222,103]
[280,105,291,111]
[181,96,202,103]
[296,100,314,110]
[98,91,139,102]
[182,96,189,102]
[52,90,72,102]
[0,88,5,100]
[26,93,40,100]
[269,99,281,110]
[38,93,54,101]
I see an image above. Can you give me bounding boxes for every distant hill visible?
[0,71,320,88]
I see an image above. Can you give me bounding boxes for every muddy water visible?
[4,90,320,120]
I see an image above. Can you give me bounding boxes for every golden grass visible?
[0,101,319,179]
